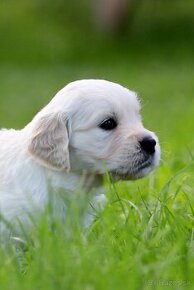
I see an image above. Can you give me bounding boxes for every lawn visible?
[0,1,194,289]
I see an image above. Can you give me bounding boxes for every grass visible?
[0,0,194,289]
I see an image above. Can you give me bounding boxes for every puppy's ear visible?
[28,112,70,171]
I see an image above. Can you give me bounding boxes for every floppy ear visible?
[28,111,70,171]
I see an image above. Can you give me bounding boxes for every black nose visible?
[139,137,156,155]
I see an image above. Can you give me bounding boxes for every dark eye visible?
[99,118,117,130]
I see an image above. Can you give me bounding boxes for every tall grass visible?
[0,162,194,290]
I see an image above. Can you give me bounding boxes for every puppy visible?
[0,79,160,232]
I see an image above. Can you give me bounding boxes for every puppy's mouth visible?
[111,155,156,181]
[136,157,152,171]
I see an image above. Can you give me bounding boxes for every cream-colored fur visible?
[0,79,160,233]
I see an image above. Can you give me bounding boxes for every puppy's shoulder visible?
[0,128,19,136]
[0,129,22,147]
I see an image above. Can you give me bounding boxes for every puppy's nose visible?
[139,137,156,155]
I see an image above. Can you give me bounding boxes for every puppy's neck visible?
[46,169,103,195]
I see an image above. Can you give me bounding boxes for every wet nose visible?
[139,137,156,155]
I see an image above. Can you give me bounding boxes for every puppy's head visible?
[28,79,160,180]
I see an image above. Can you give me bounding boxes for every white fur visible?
[0,79,160,232]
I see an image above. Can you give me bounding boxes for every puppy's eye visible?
[99,118,117,130]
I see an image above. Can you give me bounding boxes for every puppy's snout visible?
[139,137,156,155]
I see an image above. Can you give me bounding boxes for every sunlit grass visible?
[0,162,194,290]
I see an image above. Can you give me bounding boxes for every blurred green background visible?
[0,0,193,174]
